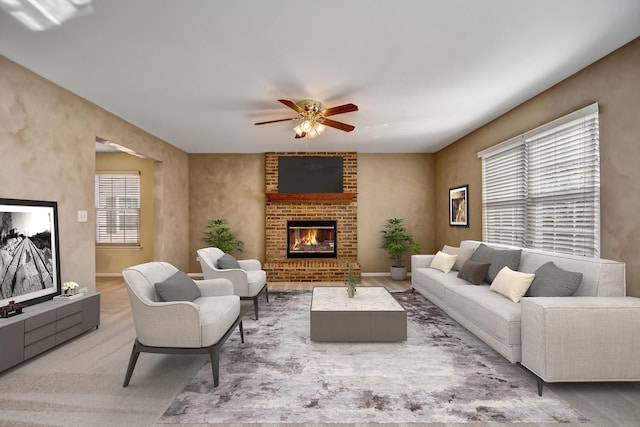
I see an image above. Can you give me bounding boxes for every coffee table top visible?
[311,286,405,312]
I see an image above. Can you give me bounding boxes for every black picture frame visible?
[0,198,62,306]
[449,185,469,227]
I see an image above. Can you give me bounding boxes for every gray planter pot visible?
[390,266,407,281]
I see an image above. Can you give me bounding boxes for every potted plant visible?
[380,218,421,280]
[202,218,244,254]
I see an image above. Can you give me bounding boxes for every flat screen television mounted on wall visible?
[278,156,343,193]
[0,198,62,307]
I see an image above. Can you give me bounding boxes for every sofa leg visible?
[123,340,141,387]
[536,376,545,396]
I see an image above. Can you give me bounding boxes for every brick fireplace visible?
[263,152,360,281]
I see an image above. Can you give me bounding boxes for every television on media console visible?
[0,198,62,307]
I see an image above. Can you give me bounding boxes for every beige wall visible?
[188,154,266,273]
[187,153,436,274]
[0,55,190,292]
[95,152,155,273]
[435,37,640,297]
[358,154,436,272]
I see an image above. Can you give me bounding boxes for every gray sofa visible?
[411,240,640,394]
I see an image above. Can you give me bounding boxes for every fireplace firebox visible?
[287,220,337,259]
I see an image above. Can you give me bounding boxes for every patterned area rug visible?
[159,290,588,424]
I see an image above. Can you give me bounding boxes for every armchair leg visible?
[210,346,221,387]
[252,296,259,320]
[265,286,269,302]
[123,340,142,387]
[239,320,245,343]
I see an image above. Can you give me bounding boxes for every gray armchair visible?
[197,247,268,319]
[122,261,244,387]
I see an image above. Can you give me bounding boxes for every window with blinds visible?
[478,103,600,257]
[95,172,141,246]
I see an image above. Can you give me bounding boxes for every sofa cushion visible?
[457,259,491,285]
[430,251,457,273]
[217,253,241,269]
[470,243,522,283]
[444,283,523,346]
[526,261,583,297]
[490,267,535,303]
[442,245,476,271]
[155,271,202,302]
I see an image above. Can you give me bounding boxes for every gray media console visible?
[0,293,100,372]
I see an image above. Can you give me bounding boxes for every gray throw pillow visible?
[457,259,491,285]
[217,253,241,269]
[154,271,202,302]
[442,245,476,271]
[526,261,583,297]
[469,243,522,284]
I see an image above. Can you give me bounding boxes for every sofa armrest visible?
[411,254,435,270]
[521,297,640,386]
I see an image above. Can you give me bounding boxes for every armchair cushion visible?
[217,253,241,269]
[154,270,202,302]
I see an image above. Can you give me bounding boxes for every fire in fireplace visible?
[287,220,337,259]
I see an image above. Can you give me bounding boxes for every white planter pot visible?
[390,266,407,281]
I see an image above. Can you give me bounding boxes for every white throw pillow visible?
[490,266,535,303]
[429,251,458,274]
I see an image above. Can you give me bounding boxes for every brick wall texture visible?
[264,152,360,281]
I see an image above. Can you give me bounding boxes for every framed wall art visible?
[449,185,469,227]
[0,198,61,306]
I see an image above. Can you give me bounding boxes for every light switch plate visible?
[78,210,88,222]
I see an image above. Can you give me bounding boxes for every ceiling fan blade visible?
[294,132,306,139]
[278,99,304,113]
[322,118,355,132]
[321,103,358,117]
[254,117,299,125]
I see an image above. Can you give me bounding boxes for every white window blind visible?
[95,172,140,245]
[478,104,600,257]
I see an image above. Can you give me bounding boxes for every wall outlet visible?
[77,210,88,222]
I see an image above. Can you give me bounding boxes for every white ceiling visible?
[1,1,639,154]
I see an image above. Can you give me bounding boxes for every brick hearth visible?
[263,152,360,282]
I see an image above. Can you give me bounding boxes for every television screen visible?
[0,198,61,307]
[278,156,343,193]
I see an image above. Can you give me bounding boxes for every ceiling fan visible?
[254,99,358,139]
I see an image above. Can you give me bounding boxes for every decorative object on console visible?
[380,218,421,280]
[449,185,468,226]
[202,218,244,254]
[62,281,79,296]
[254,99,358,140]
[0,300,24,318]
[0,198,62,307]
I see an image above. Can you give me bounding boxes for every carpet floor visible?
[159,290,588,424]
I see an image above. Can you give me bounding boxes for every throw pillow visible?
[154,271,202,302]
[526,261,583,297]
[217,253,241,269]
[457,259,491,285]
[429,251,458,273]
[489,266,535,303]
[442,245,476,271]
[469,243,522,284]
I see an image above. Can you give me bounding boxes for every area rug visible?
[159,290,588,424]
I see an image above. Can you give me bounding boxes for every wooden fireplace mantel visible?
[266,193,357,203]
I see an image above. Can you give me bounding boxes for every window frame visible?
[477,103,600,257]
[95,171,141,248]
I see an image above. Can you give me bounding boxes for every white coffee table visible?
[310,286,407,342]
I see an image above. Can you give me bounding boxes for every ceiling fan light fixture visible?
[307,128,318,138]
[315,123,326,135]
[301,120,313,132]
[293,125,304,136]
